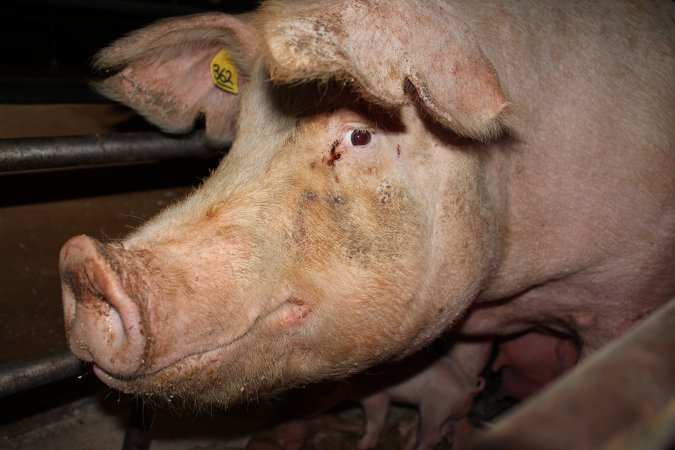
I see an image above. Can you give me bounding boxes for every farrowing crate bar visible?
[0,131,222,173]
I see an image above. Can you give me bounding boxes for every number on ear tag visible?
[210,49,239,94]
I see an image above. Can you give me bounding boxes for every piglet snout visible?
[60,235,147,378]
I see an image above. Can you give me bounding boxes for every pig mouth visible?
[85,315,261,398]
[89,331,248,392]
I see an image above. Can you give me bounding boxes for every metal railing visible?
[0,130,225,173]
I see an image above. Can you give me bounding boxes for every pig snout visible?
[60,235,148,378]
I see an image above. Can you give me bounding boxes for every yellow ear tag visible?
[210,48,239,94]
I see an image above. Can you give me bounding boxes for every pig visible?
[284,349,487,449]
[60,0,674,433]
[353,353,485,450]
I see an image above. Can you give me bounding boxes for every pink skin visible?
[61,0,673,429]
[493,332,580,400]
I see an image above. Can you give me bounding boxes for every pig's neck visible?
[477,135,594,302]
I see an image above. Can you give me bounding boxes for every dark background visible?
[1,0,259,103]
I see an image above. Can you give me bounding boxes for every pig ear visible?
[259,0,509,141]
[91,13,259,145]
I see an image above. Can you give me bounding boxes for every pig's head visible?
[60,0,509,406]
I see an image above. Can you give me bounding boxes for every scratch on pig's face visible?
[325,139,342,166]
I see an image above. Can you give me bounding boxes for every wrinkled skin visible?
[61,0,674,414]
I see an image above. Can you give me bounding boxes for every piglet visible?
[286,349,486,450]
[354,352,485,450]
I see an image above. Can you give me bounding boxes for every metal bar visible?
[0,350,84,398]
[466,298,675,450]
[122,399,156,450]
[0,131,225,173]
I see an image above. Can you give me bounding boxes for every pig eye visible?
[350,129,372,146]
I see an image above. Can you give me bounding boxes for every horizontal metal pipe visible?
[0,131,226,172]
[0,350,84,397]
[467,298,675,450]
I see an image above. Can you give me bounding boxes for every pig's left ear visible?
[91,13,259,145]
[259,0,509,141]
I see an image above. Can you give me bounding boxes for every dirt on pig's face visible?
[75,68,497,406]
